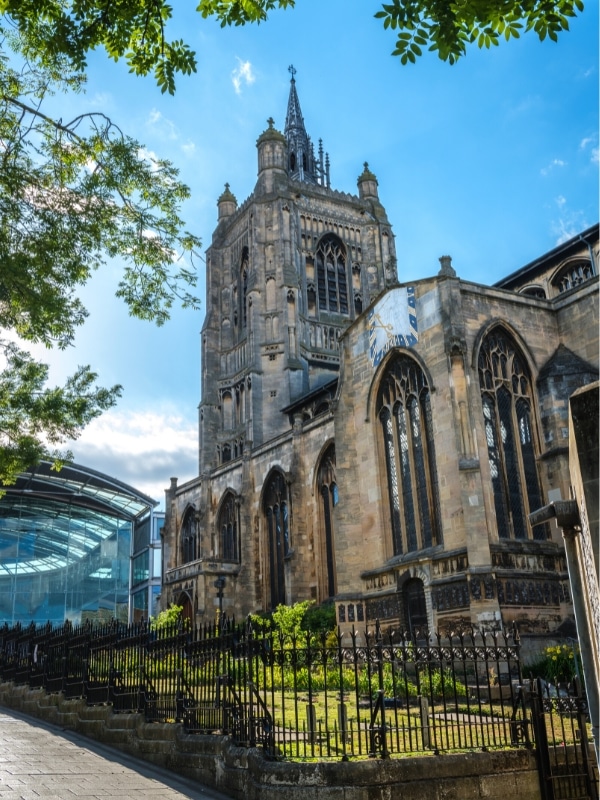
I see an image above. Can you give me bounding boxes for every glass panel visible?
[396,402,417,551]
[132,551,149,587]
[152,547,162,578]
[483,395,510,537]
[497,386,526,538]
[517,398,546,540]
[381,407,403,555]
[409,397,433,549]
[133,516,150,554]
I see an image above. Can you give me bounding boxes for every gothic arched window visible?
[180,508,198,565]
[316,234,349,315]
[377,354,441,557]
[263,471,290,609]
[317,444,337,599]
[478,328,545,540]
[217,492,239,562]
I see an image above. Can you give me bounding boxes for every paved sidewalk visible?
[0,709,234,800]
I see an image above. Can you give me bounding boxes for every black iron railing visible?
[0,616,591,768]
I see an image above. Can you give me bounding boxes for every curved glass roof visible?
[0,461,156,577]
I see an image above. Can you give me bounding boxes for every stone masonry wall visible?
[0,683,542,800]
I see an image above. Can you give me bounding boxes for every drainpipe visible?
[578,233,597,276]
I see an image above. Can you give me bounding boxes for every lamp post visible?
[214,575,225,631]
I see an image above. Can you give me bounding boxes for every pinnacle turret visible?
[284,66,329,187]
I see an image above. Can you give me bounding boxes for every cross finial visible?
[267,116,274,129]
[364,162,369,171]
[288,64,296,80]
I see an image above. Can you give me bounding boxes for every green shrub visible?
[526,643,580,685]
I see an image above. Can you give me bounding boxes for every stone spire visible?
[284,65,329,187]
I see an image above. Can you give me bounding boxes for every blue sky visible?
[28,1,598,503]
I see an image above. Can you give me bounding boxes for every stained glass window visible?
[478,329,546,540]
[377,355,441,556]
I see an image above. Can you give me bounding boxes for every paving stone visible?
[0,711,233,800]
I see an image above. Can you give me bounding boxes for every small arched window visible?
[263,471,291,609]
[478,328,545,540]
[377,354,441,556]
[316,234,349,314]
[217,492,239,562]
[180,508,198,565]
[521,286,546,299]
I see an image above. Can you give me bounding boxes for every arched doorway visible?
[177,592,193,624]
[403,578,427,636]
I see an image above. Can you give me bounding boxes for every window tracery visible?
[377,354,441,556]
[316,234,349,314]
[478,328,546,540]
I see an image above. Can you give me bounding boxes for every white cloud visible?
[89,92,114,110]
[137,146,161,172]
[181,140,197,157]
[145,108,179,140]
[540,158,566,176]
[579,135,599,165]
[65,408,198,505]
[231,59,255,95]
[551,198,590,245]
[592,148,600,165]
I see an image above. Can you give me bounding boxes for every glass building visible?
[0,461,157,626]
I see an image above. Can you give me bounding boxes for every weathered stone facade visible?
[162,74,599,655]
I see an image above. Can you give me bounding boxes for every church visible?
[161,71,599,654]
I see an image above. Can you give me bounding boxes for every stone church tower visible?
[162,69,599,656]
[199,70,396,472]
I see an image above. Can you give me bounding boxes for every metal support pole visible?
[562,527,599,764]
[530,501,600,764]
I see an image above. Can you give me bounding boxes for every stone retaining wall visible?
[0,683,542,799]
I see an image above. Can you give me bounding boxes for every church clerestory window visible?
[180,508,198,564]
[377,355,441,557]
[478,328,546,540]
[217,492,239,562]
[551,259,595,294]
[263,471,291,609]
[315,234,349,315]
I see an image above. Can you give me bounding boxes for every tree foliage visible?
[0,1,585,94]
[0,25,200,486]
[375,0,585,65]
